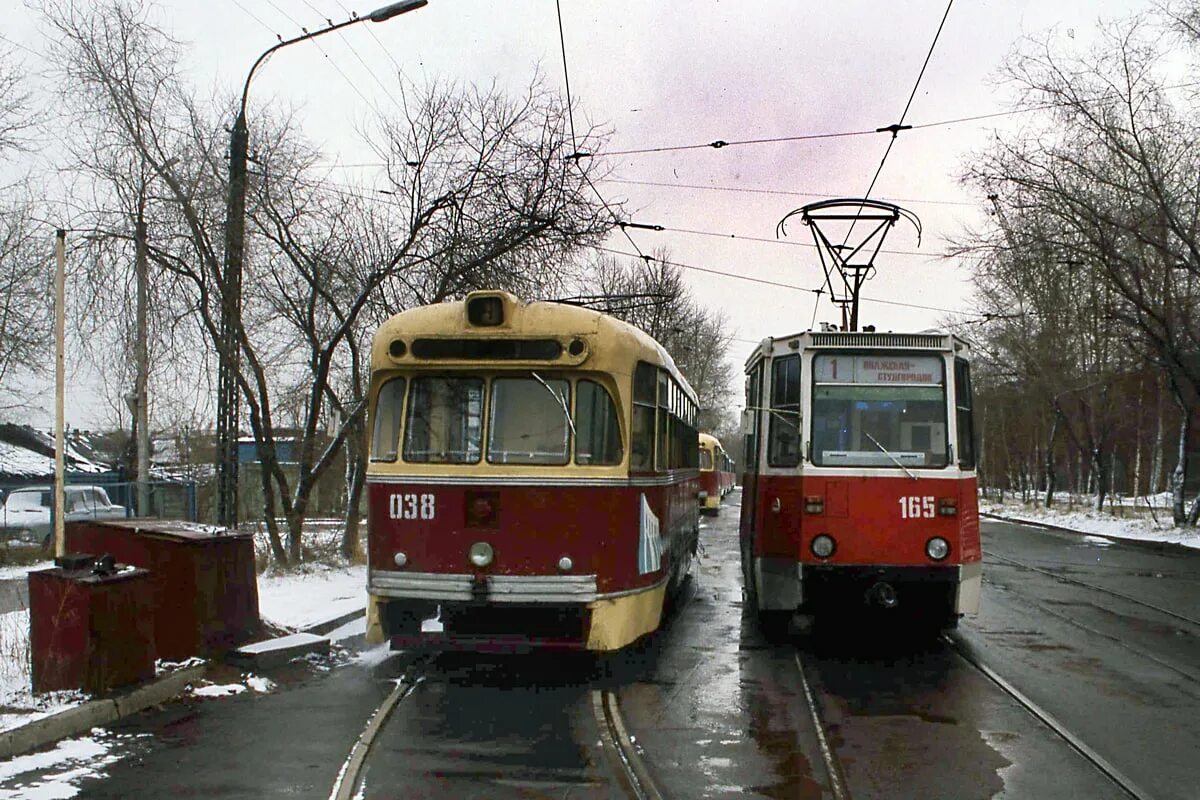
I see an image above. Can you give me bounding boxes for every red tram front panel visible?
[366,477,697,650]
[747,472,980,617]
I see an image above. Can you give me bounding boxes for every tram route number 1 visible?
[390,493,436,520]
[899,496,935,519]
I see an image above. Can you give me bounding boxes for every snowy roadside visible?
[981,498,1200,551]
[0,563,367,736]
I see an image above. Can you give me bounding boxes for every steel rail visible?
[985,550,1200,629]
[981,575,1200,685]
[592,689,665,800]
[793,652,851,800]
[947,636,1153,800]
[328,662,426,800]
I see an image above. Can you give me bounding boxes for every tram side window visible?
[656,370,670,471]
[576,380,622,465]
[955,358,976,468]
[768,355,802,467]
[744,362,764,473]
[488,377,570,465]
[403,377,483,463]
[699,448,713,470]
[370,377,406,461]
[631,362,657,470]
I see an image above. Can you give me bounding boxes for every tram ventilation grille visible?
[810,333,946,349]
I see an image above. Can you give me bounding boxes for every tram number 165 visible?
[898,496,935,519]
[390,493,436,521]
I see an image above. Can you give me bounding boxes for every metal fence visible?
[0,479,198,546]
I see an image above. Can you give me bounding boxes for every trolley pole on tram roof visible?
[216,0,428,528]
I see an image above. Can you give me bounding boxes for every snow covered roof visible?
[0,424,111,479]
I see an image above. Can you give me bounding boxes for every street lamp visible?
[216,0,427,528]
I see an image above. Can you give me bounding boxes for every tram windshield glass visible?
[488,377,571,464]
[810,353,948,468]
[403,377,484,463]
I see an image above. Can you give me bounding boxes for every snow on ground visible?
[981,497,1200,551]
[0,728,148,799]
[256,564,366,630]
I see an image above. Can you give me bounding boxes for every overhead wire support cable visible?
[551,1,650,263]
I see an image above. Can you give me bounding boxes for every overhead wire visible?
[299,0,408,113]
[846,0,956,248]
[594,246,973,317]
[551,1,651,264]
[602,177,976,207]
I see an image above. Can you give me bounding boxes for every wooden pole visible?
[54,229,66,559]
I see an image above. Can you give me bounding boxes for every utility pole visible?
[135,196,151,517]
[215,0,428,530]
[53,230,66,558]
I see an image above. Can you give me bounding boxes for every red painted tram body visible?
[698,433,735,514]
[739,330,981,626]
[365,291,700,651]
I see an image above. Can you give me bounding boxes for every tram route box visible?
[28,564,156,694]
[64,519,262,660]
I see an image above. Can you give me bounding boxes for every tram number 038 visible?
[899,496,935,519]
[389,493,436,521]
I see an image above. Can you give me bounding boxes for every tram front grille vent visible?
[810,333,946,349]
[410,338,563,360]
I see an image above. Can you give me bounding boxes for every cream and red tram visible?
[739,330,981,626]
[365,291,701,651]
[698,433,732,514]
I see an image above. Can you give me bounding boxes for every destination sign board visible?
[813,354,943,385]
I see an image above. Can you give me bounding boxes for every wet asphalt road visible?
[1,494,1197,799]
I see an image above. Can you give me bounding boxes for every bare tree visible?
[0,46,50,413]
[584,251,737,435]
[956,12,1200,523]
[41,0,615,564]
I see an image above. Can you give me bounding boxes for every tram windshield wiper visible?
[863,431,918,480]
[530,371,576,437]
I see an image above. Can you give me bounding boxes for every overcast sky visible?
[4,0,1163,429]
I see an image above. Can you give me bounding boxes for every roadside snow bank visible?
[981,499,1200,551]
[256,564,366,630]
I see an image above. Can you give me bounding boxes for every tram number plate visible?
[390,493,436,520]
[898,496,935,519]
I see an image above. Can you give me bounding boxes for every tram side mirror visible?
[739,408,754,434]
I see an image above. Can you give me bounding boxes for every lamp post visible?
[216,0,428,528]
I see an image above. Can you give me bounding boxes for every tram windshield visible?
[810,353,948,468]
[383,373,622,466]
[488,377,571,465]
[404,377,484,463]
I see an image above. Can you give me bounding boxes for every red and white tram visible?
[364,291,701,651]
[739,330,981,627]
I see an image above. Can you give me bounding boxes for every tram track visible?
[984,550,1200,630]
[328,656,428,800]
[592,689,665,800]
[793,651,851,800]
[980,575,1200,686]
[946,635,1153,800]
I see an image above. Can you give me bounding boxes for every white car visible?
[0,485,128,545]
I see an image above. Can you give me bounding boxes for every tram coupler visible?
[868,581,899,609]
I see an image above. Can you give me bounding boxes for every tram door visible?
[739,361,765,561]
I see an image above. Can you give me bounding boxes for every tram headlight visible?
[810,534,836,559]
[468,541,494,568]
[557,555,573,572]
[926,537,950,561]
[393,551,408,567]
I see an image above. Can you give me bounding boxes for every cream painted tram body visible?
[365,291,700,651]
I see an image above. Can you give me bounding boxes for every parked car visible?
[0,485,127,545]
